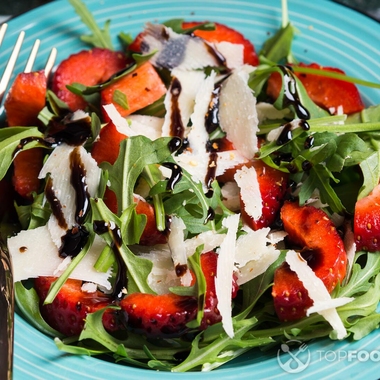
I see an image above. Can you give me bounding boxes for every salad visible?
[1,0,380,374]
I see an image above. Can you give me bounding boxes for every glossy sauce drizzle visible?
[169,77,185,138]
[93,219,127,300]
[278,65,310,120]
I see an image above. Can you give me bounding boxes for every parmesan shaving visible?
[234,165,262,220]
[286,250,353,339]
[219,66,259,159]
[215,213,240,338]
[168,216,192,286]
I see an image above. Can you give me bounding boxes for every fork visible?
[0,22,57,380]
[0,22,57,108]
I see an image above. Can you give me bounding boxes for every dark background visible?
[0,0,380,22]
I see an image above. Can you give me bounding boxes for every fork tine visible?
[0,24,8,46]
[24,39,40,73]
[44,47,57,78]
[0,30,25,104]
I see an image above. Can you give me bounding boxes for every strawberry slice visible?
[354,183,380,252]
[200,250,239,328]
[34,277,115,336]
[91,121,126,165]
[182,22,259,66]
[4,70,47,198]
[119,292,198,337]
[129,22,259,66]
[51,48,128,111]
[12,148,44,199]
[239,160,289,230]
[266,62,365,115]
[100,61,166,120]
[272,201,347,321]
[4,70,47,127]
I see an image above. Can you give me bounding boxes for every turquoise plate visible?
[1,0,380,379]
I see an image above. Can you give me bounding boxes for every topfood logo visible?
[277,340,311,373]
[277,339,380,373]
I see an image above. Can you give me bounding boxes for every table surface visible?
[0,0,380,22]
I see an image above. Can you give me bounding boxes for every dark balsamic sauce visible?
[45,177,67,229]
[169,77,185,138]
[59,225,89,258]
[70,147,90,225]
[167,137,182,153]
[162,162,183,190]
[175,263,188,277]
[93,220,127,300]
[304,135,314,149]
[205,86,221,134]
[276,122,293,145]
[278,65,310,120]
[45,112,92,146]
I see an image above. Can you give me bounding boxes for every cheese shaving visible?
[286,250,353,339]
[215,213,240,338]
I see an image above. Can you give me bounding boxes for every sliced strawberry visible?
[52,48,128,112]
[266,62,365,115]
[4,70,47,198]
[272,201,347,321]
[182,22,259,66]
[12,148,44,199]
[240,160,289,230]
[34,276,114,336]
[91,121,126,165]
[119,292,198,337]
[4,70,47,127]
[200,250,239,328]
[354,183,380,252]
[100,61,166,121]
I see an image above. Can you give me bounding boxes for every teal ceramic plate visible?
[1,0,380,379]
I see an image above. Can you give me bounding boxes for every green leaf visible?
[104,136,173,214]
[15,282,63,337]
[0,127,46,181]
[112,89,129,109]
[259,23,296,64]
[91,198,155,294]
[68,0,114,49]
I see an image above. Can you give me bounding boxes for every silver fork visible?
[0,23,57,108]
[0,23,57,380]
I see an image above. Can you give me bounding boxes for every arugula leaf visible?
[68,0,114,49]
[0,127,46,181]
[15,282,63,337]
[103,136,173,215]
[91,198,155,294]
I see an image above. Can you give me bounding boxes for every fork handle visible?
[0,240,14,380]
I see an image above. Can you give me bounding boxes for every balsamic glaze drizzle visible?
[169,77,185,138]
[162,162,183,190]
[70,147,90,225]
[278,65,310,120]
[93,220,127,300]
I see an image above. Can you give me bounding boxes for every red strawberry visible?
[91,121,126,165]
[12,148,44,199]
[100,61,166,121]
[354,183,380,252]
[240,160,289,230]
[52,48,128,112]
[119,292,198,337]
[182,22,259,66]
[266,62,365,115]
[272,201,347,321]
[200,250,239,328]
[129,22,259,66]
[4,70,48,198]
[4,70,47,127]
[34,277,115,336]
